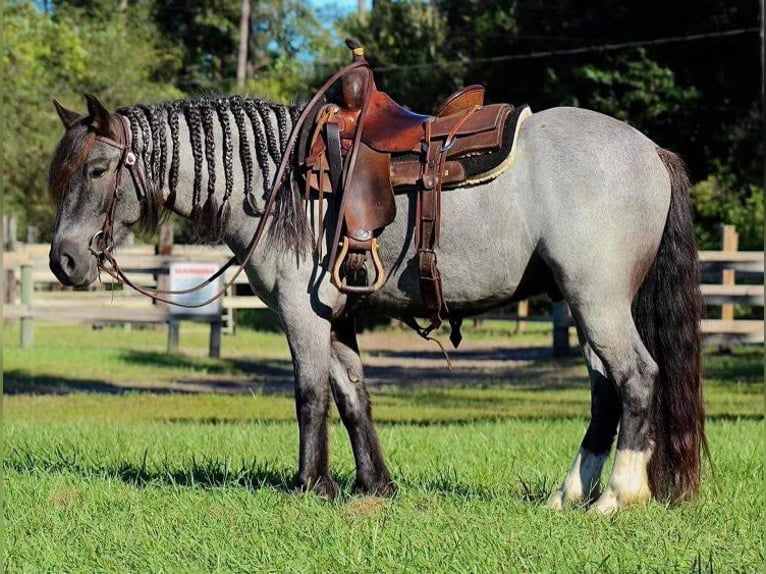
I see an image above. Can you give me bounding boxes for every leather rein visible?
[88,60,369,308]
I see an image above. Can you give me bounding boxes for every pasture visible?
[3,322,763,573]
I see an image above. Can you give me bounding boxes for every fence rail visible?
[3,224,763,356]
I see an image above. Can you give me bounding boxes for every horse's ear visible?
[52,99,81,129]
[84,94,111,133]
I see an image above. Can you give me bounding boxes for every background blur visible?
[4,0,762,248]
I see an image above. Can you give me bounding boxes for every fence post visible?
[167,320,180,353]
[20,264,34,349]
[719,224,738,352]
[721,225,738,322]
[515,299,529,334]
[209,320,222,359]
[3,215,18,251]
[552,301,570,357]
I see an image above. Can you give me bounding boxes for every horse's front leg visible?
[279,300,338,500]
[329,317,396,496]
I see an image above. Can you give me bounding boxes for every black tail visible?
[632,148,706,501]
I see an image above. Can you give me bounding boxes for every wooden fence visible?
[2,244,265,358]
[545,225,763,355]
[3,224,763,357]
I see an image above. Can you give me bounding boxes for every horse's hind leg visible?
[547,326,621,509]
[569,301,658,513]
[329,317,396,496]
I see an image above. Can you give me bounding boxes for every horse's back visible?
[368,106,674,316]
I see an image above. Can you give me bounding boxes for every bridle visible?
[87,59,369,308]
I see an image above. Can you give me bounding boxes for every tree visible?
[339,0,463,111]
[3,1,183,239]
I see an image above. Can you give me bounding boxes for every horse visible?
[47,87,705,513]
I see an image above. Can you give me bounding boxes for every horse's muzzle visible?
[49,238,96,286]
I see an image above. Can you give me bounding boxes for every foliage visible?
[339,0,463,110]
[690,174,764,250]
[554,49,700,132]
[153,0,334,97]
[3,1,182,239]
[3,0,761,249]
[344,0,761,245]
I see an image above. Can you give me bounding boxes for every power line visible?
[371,27,760,73]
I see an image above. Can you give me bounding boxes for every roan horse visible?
[48,76,704,513]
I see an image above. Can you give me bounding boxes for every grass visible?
[3,322,764,573]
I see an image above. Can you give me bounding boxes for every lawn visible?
[3,322,764,573]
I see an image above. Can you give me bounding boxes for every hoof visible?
[354,477,398,498]
[588,485,650,514]
[298,476,340,501]
[546,490,565,510]
[589,490,620,514]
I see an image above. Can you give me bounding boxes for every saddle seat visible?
[361,90,431,153]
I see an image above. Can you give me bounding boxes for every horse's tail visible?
[632,148,706,501]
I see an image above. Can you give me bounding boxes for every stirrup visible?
[331,237,386,295]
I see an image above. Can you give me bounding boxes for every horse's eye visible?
[90,166,108,179]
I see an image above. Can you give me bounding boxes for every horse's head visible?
[48,95,144,286]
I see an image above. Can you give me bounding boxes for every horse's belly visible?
[368,186,535,317]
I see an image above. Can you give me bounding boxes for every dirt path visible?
[167,329,586,395]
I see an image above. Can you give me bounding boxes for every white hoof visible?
[546,490,565,510]
[547,449,608,510]
[589,489,620,514]
[589,449,652,513]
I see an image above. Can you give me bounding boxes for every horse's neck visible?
[122,99,296,222]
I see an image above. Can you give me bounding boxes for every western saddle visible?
[301,39,528,343]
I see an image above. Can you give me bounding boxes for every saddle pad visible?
[392,104,532,187]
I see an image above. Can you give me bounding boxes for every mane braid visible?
[166,102,181,209]
[215,100,234,202]
[134,107,154,188]
[254,101,282,173]
[198,102,221,240]
[274,106,291,152]
[138,105,160,185]
[215,99,234,235]
[183,103,205,227]
[155,107,168,201]
[200,103,217,197]
[242,99,272,199]
[229,97,255,205]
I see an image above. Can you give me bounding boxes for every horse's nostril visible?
[60,252,76,275]
[50,241,89,286]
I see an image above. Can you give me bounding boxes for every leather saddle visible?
[300,40,522,338]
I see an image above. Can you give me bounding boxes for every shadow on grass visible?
[7,444,553,503]
[5,448,304,493]
[366,345,558,363]
[2,370,190,396]
[398,468,555,503]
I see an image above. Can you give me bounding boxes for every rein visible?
[90,59,369,308]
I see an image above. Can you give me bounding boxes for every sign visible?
[168,262,224,316]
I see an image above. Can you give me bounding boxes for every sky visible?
[309,0,370,18]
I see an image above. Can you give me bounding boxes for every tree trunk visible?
[237,0,251,89]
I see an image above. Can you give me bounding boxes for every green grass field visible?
[3,323,764,573]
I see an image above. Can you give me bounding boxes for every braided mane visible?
[115,95,308,249]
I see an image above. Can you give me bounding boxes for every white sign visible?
[168,262,224,316]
